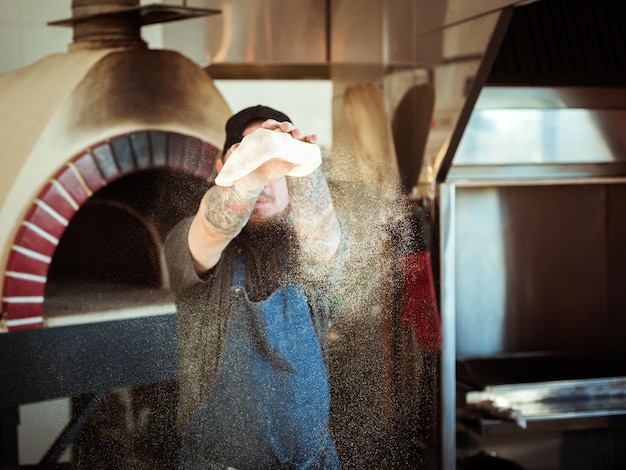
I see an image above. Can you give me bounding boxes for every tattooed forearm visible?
[288,168,329,214]
[288,168,341,262]
[204,185,259,237]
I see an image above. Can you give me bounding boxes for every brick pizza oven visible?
[0,1,230,332]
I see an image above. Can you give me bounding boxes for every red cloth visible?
[400,252,442,353]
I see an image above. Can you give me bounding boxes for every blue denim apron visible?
[180,252,340,470]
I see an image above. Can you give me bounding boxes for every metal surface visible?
[459,353,626,436]
[437,190,626,457]
[49,3,220,27]
[450,182,626,357]
[428,9,513,187]
[449,87,626,171]
[447,165,626,183]
[439,183,458,470]
[202,0,528,67]
[200,0,525,199]
[48,1,220,49]
[487,0,626,87]
[467,377,626,408]
[440,34,626,456]
[204,0,329,65]
[440,179,626,464]
[0,314,179,408]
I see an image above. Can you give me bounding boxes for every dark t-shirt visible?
[164,216,345,432]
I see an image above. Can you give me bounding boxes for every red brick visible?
[5,245,51,278]
[38,181,79,221]
[13,224,57,257]
[73,153,105,193]
[2,274,46,298]
[55,165,91,205]
[23,203,67,241]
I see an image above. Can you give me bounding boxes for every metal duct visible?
[49,0,220,50]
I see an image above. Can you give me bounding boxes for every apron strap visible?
[231,244,291,289]
[233,249,246,288]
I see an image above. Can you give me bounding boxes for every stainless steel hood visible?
[447,86,626,182]
[437,1,626,468]
[201,0,531,68]
[201,0,527,196]
[198,0,625,196]
[442,0,626,183]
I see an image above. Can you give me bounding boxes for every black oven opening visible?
[43,168,209,319]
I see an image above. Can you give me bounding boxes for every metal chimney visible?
[48,0,219,50]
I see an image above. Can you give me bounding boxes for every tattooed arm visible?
[288,167,341,266]
[187,181,261,273]
[187,118,332,273]
[251,119,342,265]
[187,131,298,273]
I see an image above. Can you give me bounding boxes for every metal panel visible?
[607,184,626,350]
[439,180,626,468]
[450,87,626,168]
[456,109,624,165]
[203,0,525,69]
[439,182,458,470]
[331,0,383,64]
[432,9,513,187]
[204,0,328,64]
[0,314,179,407]
[454,183,608,357]
[487,0,626,87]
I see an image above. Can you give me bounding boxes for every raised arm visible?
[187,179,262,273]
[187,118,337,273]
[257,120,342,265]
[187,124,298,272]
[287,168,341,265]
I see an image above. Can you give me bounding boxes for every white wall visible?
[214,80,333,148]
[0,0,177,74]
[0,0,72,73]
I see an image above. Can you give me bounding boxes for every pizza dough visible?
[214,127,322,187]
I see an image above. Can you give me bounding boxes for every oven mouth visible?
[42,167,208,324]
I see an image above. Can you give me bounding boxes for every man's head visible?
[221,105,291,157]
[218,105,293,225]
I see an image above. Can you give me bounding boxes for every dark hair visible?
[222,105,292,156]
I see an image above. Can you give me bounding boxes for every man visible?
[164,105,346,469]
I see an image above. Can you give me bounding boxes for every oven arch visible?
[1,130,219,331]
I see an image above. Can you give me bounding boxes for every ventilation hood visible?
[202,0,528,76]
[201,0,625,195]
[443,0,626,183]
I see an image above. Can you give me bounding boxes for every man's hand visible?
[261,119,318,144]
[224,119,319,188]
[251,119,318,184]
